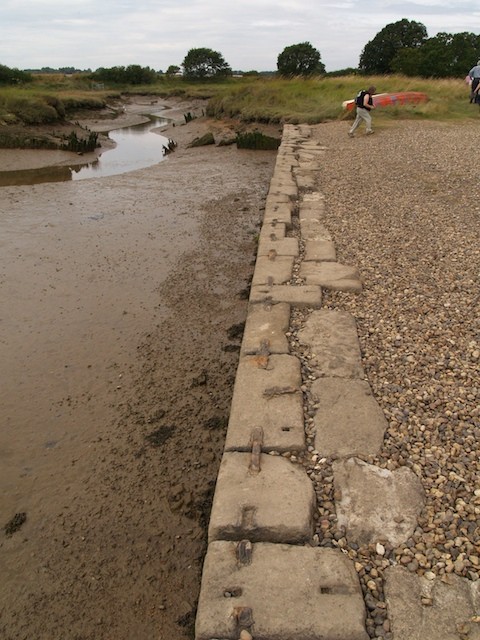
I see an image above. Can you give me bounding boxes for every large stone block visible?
[208,452,315,543]
[384,567,480,640]
[304,239,336,262]
[300,261,362,292]
[312,378,386,457]
[225,354,305,453]
[259,221,287,241]
[299,219,332,242]
[250,283,322,308]
[241,302,290,355]
[297,309,365,379]
[196,542,369,640]
[333,458,425,546]
[252,255,294,287]
[263,200,293,227]
[257,236,299,258]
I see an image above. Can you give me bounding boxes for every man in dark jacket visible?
[468,60,480,102]
[349,85,376,137]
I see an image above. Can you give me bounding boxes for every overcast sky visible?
[1,0,479,73]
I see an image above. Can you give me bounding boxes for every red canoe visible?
[343,91,429,111]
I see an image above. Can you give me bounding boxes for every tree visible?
[277,42,325,76]
[182,48,232,80]
[0,63,32,85]
[391,31,480,78]
[418,32,480,78]
[359,19,427,74]
[91,65,157,85]
[166,65,180,76]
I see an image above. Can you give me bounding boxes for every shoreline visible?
[0,103,277,639]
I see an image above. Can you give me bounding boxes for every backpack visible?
[355,90,366,107]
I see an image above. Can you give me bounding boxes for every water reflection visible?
[0,114,171,187]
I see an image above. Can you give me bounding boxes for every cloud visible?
[0,0,478,72]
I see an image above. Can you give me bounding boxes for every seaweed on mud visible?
[4,512,27,536]
[145,425,175,447]
[222,344,240,353]
[226,322,245,341]
[203,415,228,430]
[176,608,196,635]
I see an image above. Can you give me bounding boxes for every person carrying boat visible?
[348,86,376,138]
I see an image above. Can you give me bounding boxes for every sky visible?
[1,0,479,73]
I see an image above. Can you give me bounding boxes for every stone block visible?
[241,302,290,355]
[297,309,364,378]
[333,458,425,547]
[252,255,294,287]
[196,542,369,640]
[295,173,316,189]
[257,236,299,258]
[268,182,297,198]
[299,219,332,241]
[208,452,315,543]
[312,378,386,457]
[259,221,286,241]
[384,567,480,640]
[250,284,322,308]
[299,203,325,222]
[225,354,305,453]
[302,191,325,202]
[304,239,336,262]
[300,261,362,292]
[263,201,293,227]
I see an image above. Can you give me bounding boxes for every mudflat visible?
[0,99,277,639]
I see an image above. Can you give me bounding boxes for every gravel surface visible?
[288,119,479,638]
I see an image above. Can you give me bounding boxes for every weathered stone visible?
[257,236,299,258]
[297,309,364,378]
[208,452,315,543]
[299,219,332,241]
[300,261,362,292]
[295,172,316,189]
[302,191,325,202]
[252,255,294,287]
[250,283,322,308]
[241,302,290,355]
[259,220,287,241]
[384,567,480,640]
[263,201,293,227]
[225,355,305,452]
[333,458,426,546]
[312,379,386,457]
[304,239,337,262]
[196,542,369,640]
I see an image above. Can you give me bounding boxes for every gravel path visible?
[291,119,480,638]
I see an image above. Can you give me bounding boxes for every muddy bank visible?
[0,102,277,639]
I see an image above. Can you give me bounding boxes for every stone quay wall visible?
[194,125,480,640]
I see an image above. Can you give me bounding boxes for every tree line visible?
[1,19,479,86]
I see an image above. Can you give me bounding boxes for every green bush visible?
[6,97,60,124]
[187,132,215,147]
[61,130,99,152]
[236,131,280,150]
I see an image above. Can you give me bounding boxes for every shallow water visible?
[0,115,171,187]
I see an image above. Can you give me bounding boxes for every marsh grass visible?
[205,75,478,124]
[0,72,477,130]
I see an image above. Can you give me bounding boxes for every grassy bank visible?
[0,73,477,136]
